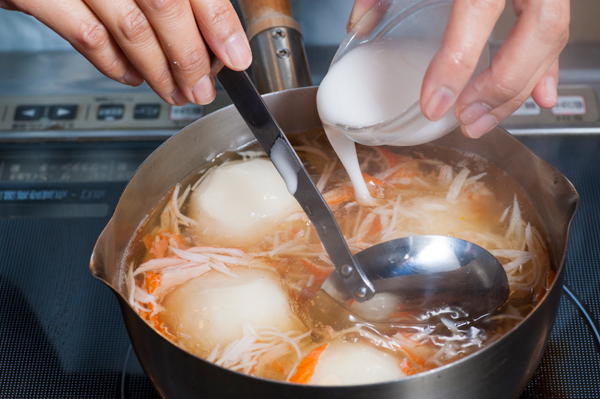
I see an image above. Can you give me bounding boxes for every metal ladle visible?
[213,64,509,324]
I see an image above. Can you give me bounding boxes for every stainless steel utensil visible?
[318,235,509,323]
[213,63,509,323]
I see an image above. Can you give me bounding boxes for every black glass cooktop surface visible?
[0,137,599,398]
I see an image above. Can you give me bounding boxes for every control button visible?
[170,103,203,121]
[49,105,78,120]
[14,105,45,121]
[134,103,161,119]
[97,104,124,121]
[512,97,540,116]
[552,95,586,116]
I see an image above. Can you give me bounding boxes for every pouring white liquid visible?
[318,40,437,129]
[317,39,457,203]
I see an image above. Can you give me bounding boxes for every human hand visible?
[0,0,252,105]
[348,0,570,138]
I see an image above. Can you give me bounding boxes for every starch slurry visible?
[317,40,447,201]
[317,40,436,128]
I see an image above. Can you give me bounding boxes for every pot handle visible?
[237,0,312,93]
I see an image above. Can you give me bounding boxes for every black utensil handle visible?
[214,65,375,302]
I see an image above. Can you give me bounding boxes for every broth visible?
[124,129,552,385]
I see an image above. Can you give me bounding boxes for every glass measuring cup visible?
[317,0,490,146]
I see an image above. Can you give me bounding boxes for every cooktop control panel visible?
[503,85,600,128]
[0,85,597,138]
[0,92,206,132]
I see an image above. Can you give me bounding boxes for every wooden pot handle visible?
[237,0,301,40]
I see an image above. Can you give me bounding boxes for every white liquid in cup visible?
[318,40,435,129]
[317,39,457,203]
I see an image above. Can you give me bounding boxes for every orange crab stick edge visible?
[289,344,328,384]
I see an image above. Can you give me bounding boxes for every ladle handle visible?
[237,0,312,94]
[237,0,298,40]
[213,65,375,302]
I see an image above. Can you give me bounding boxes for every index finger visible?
[136,0,214,104]
[191,0,252,71]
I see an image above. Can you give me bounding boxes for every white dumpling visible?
[160,268,304,354]
[187,158,299,247]
[310,342,405,386]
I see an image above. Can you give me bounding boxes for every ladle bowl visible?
[320,235,509,323]
[214,64,509,324]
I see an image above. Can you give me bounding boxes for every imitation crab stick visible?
[145,271,161,294]
[323,186,354,205]
[375,147,400,168]
[400,358,416,376]
[375,147,417,174]
[289,344,328,384]
[151,313,176,340]
[391,333,426,366]
[137,300,176,340]
[144,230,186,259]
[367,214,383,236]
[301,259,333,287]
[322,175,384,206]
[362,172,386,187]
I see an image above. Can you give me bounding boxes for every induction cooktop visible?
[0,136,599,399]
[1,45,599,398]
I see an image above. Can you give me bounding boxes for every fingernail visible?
[225,33,252,70]
[171,88,188,106]
[346,18,353,32]
[425,87,455,121]
[459,102,492,125]
[347,10,358,32]
[465,114,498,139]
[192,75,216,105]
[544,76,557,103]
[124,68,144,86]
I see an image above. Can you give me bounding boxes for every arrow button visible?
[14,105,45,121]
[50,105,78,120]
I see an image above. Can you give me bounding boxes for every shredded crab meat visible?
[152,264,211,299]
[129,244,255,303]
[169,247,239,277]
[248,151,544,297]
[134,286,156,303]
[160,184,199,235]
[133,257,190,276]
[186,246,246,257]
[127,143,551,382]
[191,169,210,191]
[208,322,311,378]
[437,164,454,185]
[177,184,192,209]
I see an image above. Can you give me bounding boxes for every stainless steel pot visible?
[90,85,579,399]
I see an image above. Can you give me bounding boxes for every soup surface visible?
[125,129,552,385]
